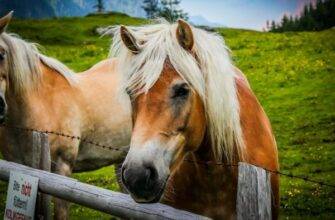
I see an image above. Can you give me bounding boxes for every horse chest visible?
[162,164,237,219]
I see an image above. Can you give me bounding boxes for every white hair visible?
[0,33,75,94]
[109,20,245,162]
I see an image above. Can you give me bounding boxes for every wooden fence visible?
[0,133,272,220]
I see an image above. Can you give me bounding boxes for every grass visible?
[0,13,334,219]
[219,28,335,218]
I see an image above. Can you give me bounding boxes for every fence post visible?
[236,162,272,220]
[32,132,52,220]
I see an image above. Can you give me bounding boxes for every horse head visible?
[119,20,207,203]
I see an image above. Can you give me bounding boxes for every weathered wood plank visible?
[39,133,52,220]
[237,162,272,220]
[0,159,210,220]
[32,131,41,169]
[39,133,51,172]
[32,132,52,220]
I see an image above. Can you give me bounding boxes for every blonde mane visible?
[0,33,75,94]
[110,21,245,163]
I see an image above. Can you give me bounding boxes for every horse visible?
[110,20,280,219]
[0,12,132,219]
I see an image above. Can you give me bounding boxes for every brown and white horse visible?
[111,20,279,219]
[0,12,132,219]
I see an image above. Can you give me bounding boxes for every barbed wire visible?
[183,159,335,188]
[0,124,128,153]
[1,123,334,189]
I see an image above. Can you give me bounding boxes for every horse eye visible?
[171,83,189,99]
[126,88,131,96]
[0,52,5,61]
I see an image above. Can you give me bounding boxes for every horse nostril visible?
[122,163,159,198]
[121,164,127,185]
[144,164,158,188]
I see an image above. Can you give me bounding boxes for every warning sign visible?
[4,172,39,220]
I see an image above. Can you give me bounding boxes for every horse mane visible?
[0,33,75,94]
[109,20,245,163]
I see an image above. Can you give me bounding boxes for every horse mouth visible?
[130,176,169,204]
[145,180,167,203]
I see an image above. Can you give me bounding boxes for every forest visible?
[269,0,335,32]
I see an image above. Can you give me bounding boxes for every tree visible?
[287,15,294,30]
[142,0,160,19]
[271,20,277,32]
[94,0,105,13]
[266,20,270,30]
[269,0,335,32]
[159,0,188,22]
[281,14,289,31]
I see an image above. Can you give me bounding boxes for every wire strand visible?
[1,123,334,189]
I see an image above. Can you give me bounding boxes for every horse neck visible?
[189,131,215,162]
[163,130,237,217]
[6,62,68,126]
[6,89,34,126]
[189,130,238,165]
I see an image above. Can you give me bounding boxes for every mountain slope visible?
[0,0,145,18]
[50,0,90,17]
[0,0,56,19]
[105,0,145,18]
[189,15,224,27]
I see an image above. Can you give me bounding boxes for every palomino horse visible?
[111,20,279,219]
[0,12,132,219]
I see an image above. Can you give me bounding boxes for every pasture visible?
[0,13,334,219]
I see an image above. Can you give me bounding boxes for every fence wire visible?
[1,123,334,189]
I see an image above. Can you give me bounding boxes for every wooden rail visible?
[1,132,272,219]
[0,159,209,220]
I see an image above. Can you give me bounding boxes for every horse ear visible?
[0,11,13,34]
[120,25,141,54]
[176,19,194,51]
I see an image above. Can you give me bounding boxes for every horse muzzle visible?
[121,136,183,203]
[121,162,167,203]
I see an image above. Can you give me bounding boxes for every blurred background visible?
[0,0,334,219]
[0,0,334,31]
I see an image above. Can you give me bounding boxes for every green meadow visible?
[0,13,334,219]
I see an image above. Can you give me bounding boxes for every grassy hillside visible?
[0,13,334,219]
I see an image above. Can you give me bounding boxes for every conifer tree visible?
[269,0,335,32]
[94,0,105,13]
[271,20,277,32]
[142,0,159,19]
[159,0,188,22]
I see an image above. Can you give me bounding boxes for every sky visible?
[180,0,316,30]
